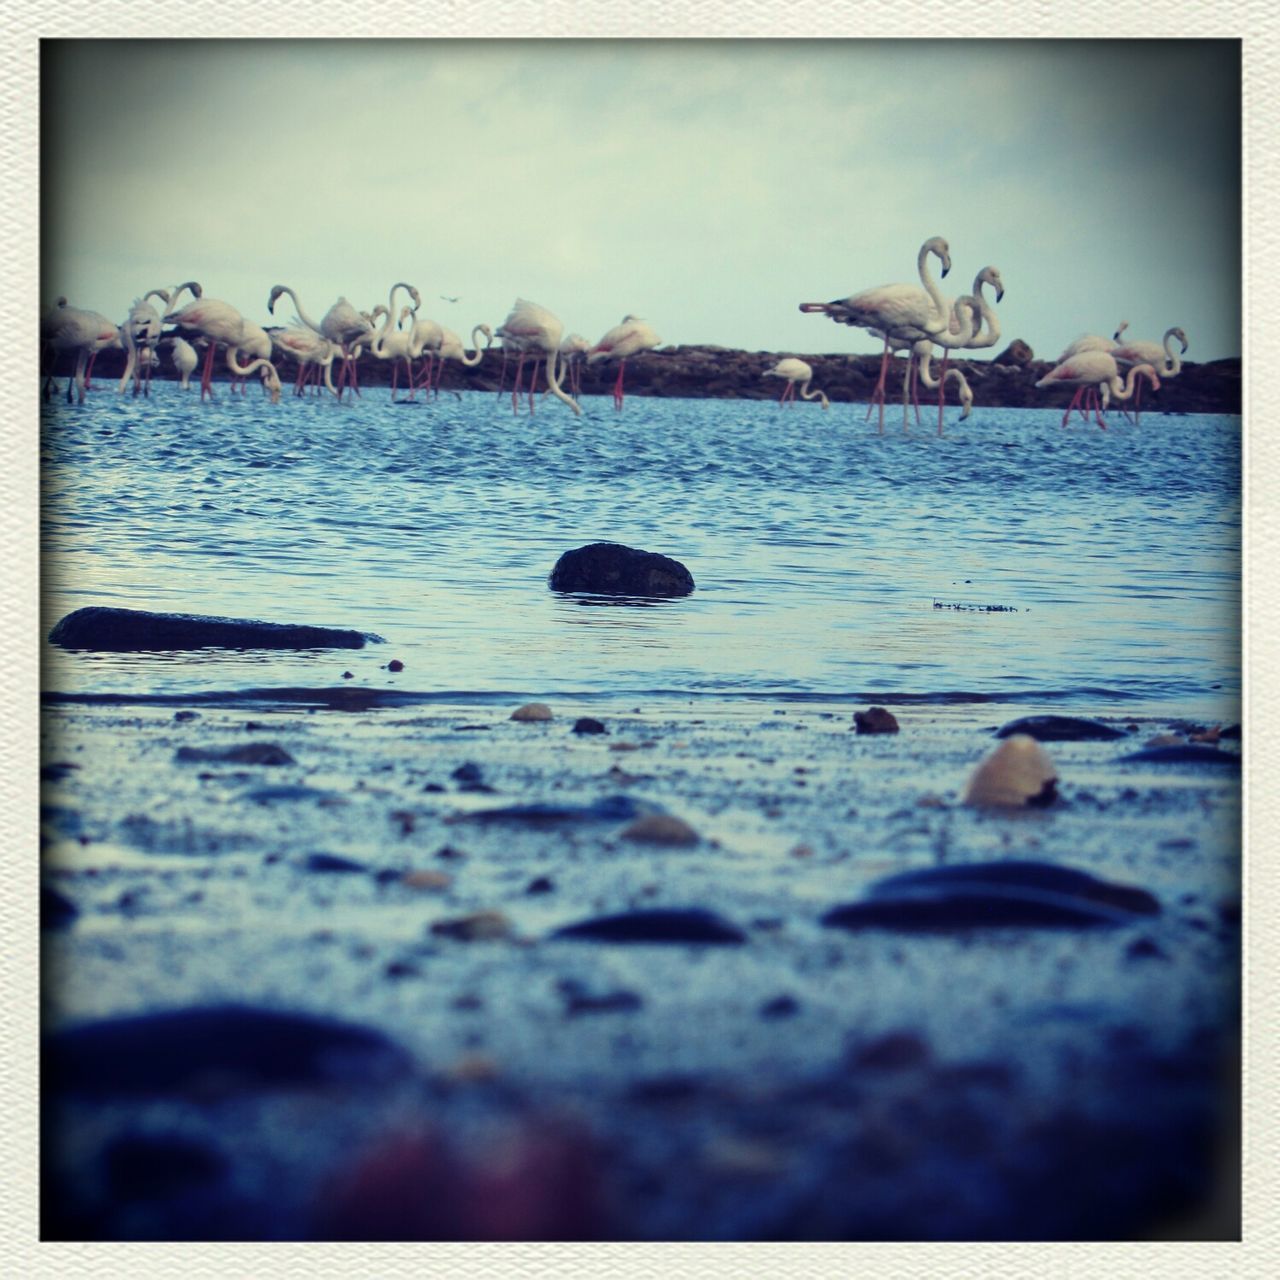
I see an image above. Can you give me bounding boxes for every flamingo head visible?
[260,363,282,404]
[924,236,952,279]
[959,381,974,419]
[1171,327,1189,353]
[267,285,287,314]
[978,266,1005,303]
[1113,320,1129,341]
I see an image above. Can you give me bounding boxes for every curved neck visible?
[1162,330,1184,376]
[916,242,949,327]
[1111,364,1158,401]
[798,381,829,409]
[458,325,492,367]
[272,285,323,335]
[543,350,581,416]
[165,281,202,312]
[964,276,1002,351]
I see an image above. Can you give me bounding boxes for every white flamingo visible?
[163,296,249,399]
[271,325,340,397]
[914,343,974,426]
[1059,320,1128,363]
[433,323,494,396]
[764,357,829,410]
[368,303,418,400]
[170,336,199,390]
[496,299,580,416]
[1035,350,1161,429]
[799,236,953,432]
[587,315,661,411]
[225,348,282,403]
[117,289,173,397]
[1109,327,1188,422]
[557,333,591,398]
[47,306,121,403]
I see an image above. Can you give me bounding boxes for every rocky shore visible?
[41,688,1241,1240]
[49,342,1244,416]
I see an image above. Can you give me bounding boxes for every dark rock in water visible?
[552,907,747,945]
[43,1004,411,1097]
[572,717,608,735]
[526,876,556,894]
[48,606,380,652]
[1220,724,1241,740]
[854,706,900,735]
[241,783,335,805]
[1116,744,1241,767]
[176,743,295,766]
[759,994,801,1020]
[548,542,694,597]
[995,715,1126,742]
[303,852,367,874]
[821,860,1159,932]
[451,794,648,826]
[102,1132,228,1203]
[41,884,78,930]
[559,981,644,1016]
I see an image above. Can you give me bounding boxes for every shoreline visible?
[41,690,1241,1239]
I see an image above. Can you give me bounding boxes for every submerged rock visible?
[548,542,695,597]
[430,911,513,942]
[572,717,608,735]
[48,606,380,652]
[995,715,1126,742]
[551,907,747,944]
[963,735,1059,808]
[43,1004,411,1097]
[303,852,367,874]
[620,813,700,846]
[41,884,78,930]
[821,859,1159,932]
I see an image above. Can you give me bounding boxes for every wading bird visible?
[163,296,251,400]
[1109,327,1188,422]
[170,336,199,389]
[587,315,660,411]
[1035,350,1161,429]
[496,299,580,416]
[764,357,829,410]
[799,236,953,432]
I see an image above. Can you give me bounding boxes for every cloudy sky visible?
[42,39,1240,361]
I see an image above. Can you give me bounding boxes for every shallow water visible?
[41,385,1241,718]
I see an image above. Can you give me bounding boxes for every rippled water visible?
[41,385,1241,717]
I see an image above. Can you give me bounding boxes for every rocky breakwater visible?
[48,606,381,651]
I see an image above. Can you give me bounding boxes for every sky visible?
[41,39,1241,362]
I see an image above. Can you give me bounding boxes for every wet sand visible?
[40,693,1241,1240]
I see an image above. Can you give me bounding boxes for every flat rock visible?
[620,813,700,846]
[43,1004,412,1097]
[551,907,747,945]
[995,715,1127,742]
[176,743,296,766]
[303,852,368,874]
[821,860,1159,932]
[1116,744,1241,767]
[511,702,553,722]
[854,706,900,735]
[450,794,649,826]
[48,606,380,652]
[548,542,694,597]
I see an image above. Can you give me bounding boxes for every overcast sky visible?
[42,39,1241,362]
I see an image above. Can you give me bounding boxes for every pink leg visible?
[434,356,447,396]
[1134,377,1143,424]
[85,351,99,390]
[937,352,949,434]
[866,341,891,433]
[201,342,217,399]
[614,360,626,410]
[511,353,525,414]
[1061,387,1084,428]
[496,350,508,398]
[528,358,539,414]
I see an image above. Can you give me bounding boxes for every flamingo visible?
[1035,350,1161,429]
[557,333,591,398]
[914,343,974,426]
[367,303,419,400]
[170,337,199,389]
[434,323,494,396]
[117,289,173,397]
[495,299,580,416]
[587,315,661,411]
[907,275,1002,432]
[163,296,249,399]
[46,306,121,403]
[1058,320,1128,363]
[225,348,282,404]
[269,284,413,399]
[271,325,340,397]
[1109,327,1188,422]
[764,358,829,410]
[41,296,69,399]
[799,236,953,432]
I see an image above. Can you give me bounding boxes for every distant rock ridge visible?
[51,342,1242,414]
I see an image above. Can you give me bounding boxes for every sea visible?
[40,385,1243,723]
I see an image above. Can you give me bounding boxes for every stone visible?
[551,907,747,945]
[1116,744,1241,767]
[303,852,367,874]
[821,860,1160,932]
[993,338,1034,366]
[854,706,900,735]
[572,717,608,735]
[511,702,553,722]
[176,743,295,766]
[450,795,647,826]
[963,735,1058,808]
[430,911,513,941]
[995,715,1126,742]
[48,606,380,652]
[548,542,694,597]
[43,1004,411,1097]
[620,813,700,846]
[41,884,78,930]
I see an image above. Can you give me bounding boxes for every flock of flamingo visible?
[39,239,1190,431]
